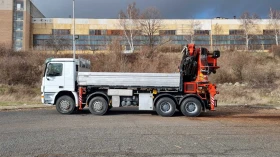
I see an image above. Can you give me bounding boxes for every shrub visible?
[210,50,278,86]
[158,45,184,53]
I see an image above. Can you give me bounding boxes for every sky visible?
[31,0,280,19]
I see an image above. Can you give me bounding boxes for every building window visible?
[107,30,123,35]
[14,21,23,31]
[159,30,176,35]
[15,12,23,21]
[263,30,278,35]
[14,1,24,11]
[52,29,70,35]
[89,30,107,35]
[90,30,101,35]
[14,31,23,39]
[13,0,25,51]
[229,30,245,35]
[194,30,210,35]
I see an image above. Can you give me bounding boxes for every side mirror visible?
[212,50,220,58]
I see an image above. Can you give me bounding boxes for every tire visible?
[155,97,176,117]
[89,97,108,115]
[180,97,202,117]
[56,96,76,114]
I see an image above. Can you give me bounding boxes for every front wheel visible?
[56,96,76,114]
[89,97,108,115]
[180,97,202,117]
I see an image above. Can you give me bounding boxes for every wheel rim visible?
[60,100,71,112]
[185,102,197,113]
[93,101,103,112]
[160,102,172,113]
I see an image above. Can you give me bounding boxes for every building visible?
[0,0,279,52]
[32,18,278,52]
[0,0,44,51]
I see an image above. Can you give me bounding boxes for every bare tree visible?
[239,12,261,51]
[183,19,201,43]
[212,23,223,50]
[45,35,71,54]
[109,39,129,71]
[119,2,141,53]
[138,7,162,55]
[268,8,280,46]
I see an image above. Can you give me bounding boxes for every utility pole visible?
[210,19,213,51]
[72,0,76,59]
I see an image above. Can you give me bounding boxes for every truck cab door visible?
[43,62,65,104]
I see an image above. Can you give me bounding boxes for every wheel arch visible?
[86,92,110,106]
[154,93,178,106]
[54,91,76,106]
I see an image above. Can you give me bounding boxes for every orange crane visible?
[179,44,220,112]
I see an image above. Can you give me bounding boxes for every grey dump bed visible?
[78,72,180,88]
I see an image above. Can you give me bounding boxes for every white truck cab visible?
[41,58,90,107]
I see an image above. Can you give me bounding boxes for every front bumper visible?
[41,93,56,105]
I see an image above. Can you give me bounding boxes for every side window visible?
[46,63,63,77]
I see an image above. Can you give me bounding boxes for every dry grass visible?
[0,84,40,103]
[211,50,280,106]
[216,84,280,106]
[210,50,279,86]
[85,40,181,73]
[0,84,41,110]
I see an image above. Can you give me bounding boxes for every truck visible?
[41,44,220,117]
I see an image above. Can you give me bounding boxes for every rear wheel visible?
[155,97,176,117]
[180,97,202,117]
[89,97,108,115]
[56,96,76,114]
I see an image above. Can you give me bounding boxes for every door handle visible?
[59,86,64,89]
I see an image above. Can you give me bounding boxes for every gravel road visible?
[0,106,280,157]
